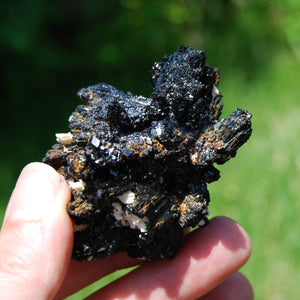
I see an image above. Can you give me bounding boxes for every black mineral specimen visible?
[43,45,252,261]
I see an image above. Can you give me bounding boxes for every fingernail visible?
[4,163,64,222]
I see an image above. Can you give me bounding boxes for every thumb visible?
[0,162,73,300]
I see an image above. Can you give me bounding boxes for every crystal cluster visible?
[43,45,252,261]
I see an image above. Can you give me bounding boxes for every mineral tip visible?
[43,45,252,261]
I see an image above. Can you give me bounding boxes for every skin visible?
[0,163,253,299]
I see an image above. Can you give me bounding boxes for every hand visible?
[0,163,253,299]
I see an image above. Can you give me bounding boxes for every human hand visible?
[0,163,253,299]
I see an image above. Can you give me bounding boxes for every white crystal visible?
[112,202,148,232]
[68,179,85,193]
[117,190,135,204]
[56,132,73,145]
[155,123,163,136]
[212,85,220,96]
[90,135,101,148]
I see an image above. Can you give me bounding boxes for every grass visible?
[1,49,299,299]
[64,267,138,300]
[210,50,300,299]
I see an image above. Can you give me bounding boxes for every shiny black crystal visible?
[43,45,252,261]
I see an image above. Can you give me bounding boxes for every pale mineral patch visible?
[56,132,73,145]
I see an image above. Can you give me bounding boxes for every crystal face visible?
[43,45,252,261]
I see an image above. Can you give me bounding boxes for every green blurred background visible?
[0,0,299,299]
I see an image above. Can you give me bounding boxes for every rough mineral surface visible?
[43,45,252,261]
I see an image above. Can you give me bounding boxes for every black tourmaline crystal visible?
[43,45,252,261]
